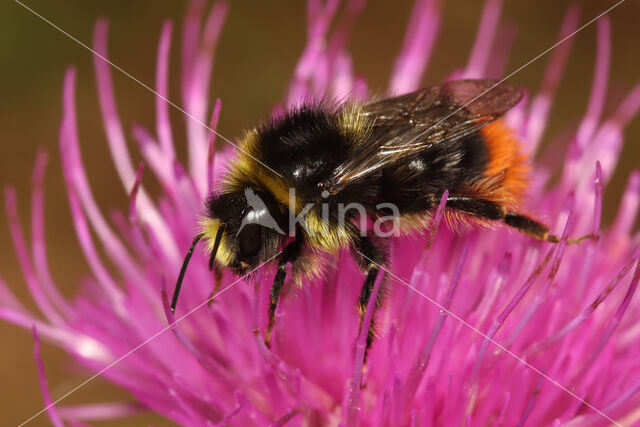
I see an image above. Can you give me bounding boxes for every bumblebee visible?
[171,79,589,350]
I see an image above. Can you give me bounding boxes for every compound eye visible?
[238,223,262,256]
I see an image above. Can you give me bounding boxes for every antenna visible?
[171,233,204,313]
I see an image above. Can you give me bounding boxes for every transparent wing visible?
[327,79,523,194]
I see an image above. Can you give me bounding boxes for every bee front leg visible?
[207,263,224,308]
[265,231,303,348]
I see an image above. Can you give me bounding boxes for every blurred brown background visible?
[0,1,638,425]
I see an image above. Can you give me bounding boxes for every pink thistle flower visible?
[3,0,640,425]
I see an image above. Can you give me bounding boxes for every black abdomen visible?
[377,131,489,213]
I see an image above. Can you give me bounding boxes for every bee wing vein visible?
[327,79,522,194]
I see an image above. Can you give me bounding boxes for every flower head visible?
[3,0,640,425]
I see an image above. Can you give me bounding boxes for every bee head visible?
[202,188,287,275]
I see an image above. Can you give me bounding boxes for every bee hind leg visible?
[503,212,595,244]
[446,195,594,244]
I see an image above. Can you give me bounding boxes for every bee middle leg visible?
[446,195,594,243]
[264,231,303,348]
[352,234,389,365]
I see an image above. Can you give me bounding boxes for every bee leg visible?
[207,264,224,308]
[446,195,595,244]
[503,212,595,244]
[445,196,505,221]
[265,232,303,348]
[352,235,388,369]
